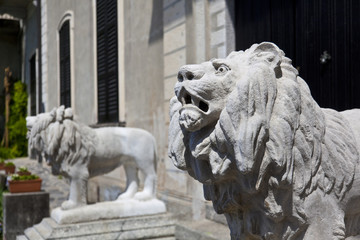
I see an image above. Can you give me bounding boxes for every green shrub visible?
[4,162,14,167]
[0,147,13,159]
[0,80,28,158]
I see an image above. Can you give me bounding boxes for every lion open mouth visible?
[180,92,209,113]
[177,89,210,132]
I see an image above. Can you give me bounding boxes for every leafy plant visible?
[0,80,28,158]
[0,148,13,160]
[0,159,4,164]
[8,81,28,157]
[10,174,39,181]
[18,166,28,172]
[4,162,14,167]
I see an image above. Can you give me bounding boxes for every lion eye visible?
[215,64,230,75]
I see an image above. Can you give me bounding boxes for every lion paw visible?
[117,191,136,200]
[61,200,84,210]
[134,191,154,201]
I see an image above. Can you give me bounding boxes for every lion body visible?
[88,127,156,178]
[169,42,360,239]
[27,107,157,210]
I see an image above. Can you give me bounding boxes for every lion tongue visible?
[180,109,201,130]
[179,108,202,131]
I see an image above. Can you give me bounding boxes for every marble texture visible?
[169,42,360,239]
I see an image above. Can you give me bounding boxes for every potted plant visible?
[8,174,42,193]
[17,166,31,176]
[4,162,15,175]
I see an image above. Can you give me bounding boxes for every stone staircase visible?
[17,214,176,240]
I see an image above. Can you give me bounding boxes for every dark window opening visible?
[30,54,36,115]
[97,0,119,123]
[234,0,360,111]
[59,20,71,108]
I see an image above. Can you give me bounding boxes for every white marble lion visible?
[169,42,360,239]
[27,106,158,210]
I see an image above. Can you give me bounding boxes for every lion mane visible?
[169,42,360,239]
[29,106,96,176]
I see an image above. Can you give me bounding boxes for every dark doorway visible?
[235,0,360,111]
[29,54,36,116]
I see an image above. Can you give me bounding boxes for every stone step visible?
[18,213,175,239]
[154,237,176,240]
[24,227,44,240]
[175,219,230,240]
[39,217,58,229]
[16,235,28,240]
[33,220,53,239]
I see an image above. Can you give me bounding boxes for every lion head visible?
[27,106,95,176]
[169,42,359,238]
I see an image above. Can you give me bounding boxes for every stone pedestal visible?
[3,191,49,240]
[51,198,167,224]
[17,213,175,240]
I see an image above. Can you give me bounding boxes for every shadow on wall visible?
[149,0,193,44]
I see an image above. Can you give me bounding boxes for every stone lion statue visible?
[169,42,360,240]
[27,106,158,210]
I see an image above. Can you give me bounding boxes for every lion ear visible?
[50,108,57,118]
[253,42,283,78]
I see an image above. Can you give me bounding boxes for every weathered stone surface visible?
[26,106,161,212]
[169,42,360,239]
[18,213,175,240]
[4,192,49,240]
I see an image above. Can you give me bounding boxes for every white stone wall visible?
[162,0,189,197]
[209,0,233,58]
[41,0,96,125]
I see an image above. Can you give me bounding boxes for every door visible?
[235,0,360,111]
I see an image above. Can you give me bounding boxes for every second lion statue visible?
[169,42,360,239]
[27,106,157,210]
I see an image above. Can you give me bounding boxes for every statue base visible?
[18,213,175,240]
[51,198,167,224]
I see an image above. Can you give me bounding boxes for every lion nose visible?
[177,65,204,82]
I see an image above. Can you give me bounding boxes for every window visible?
[97,0,119,123]
[59,20,71,108]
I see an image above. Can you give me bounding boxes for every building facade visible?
[37,0,235,221]
[1,0,359,223]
